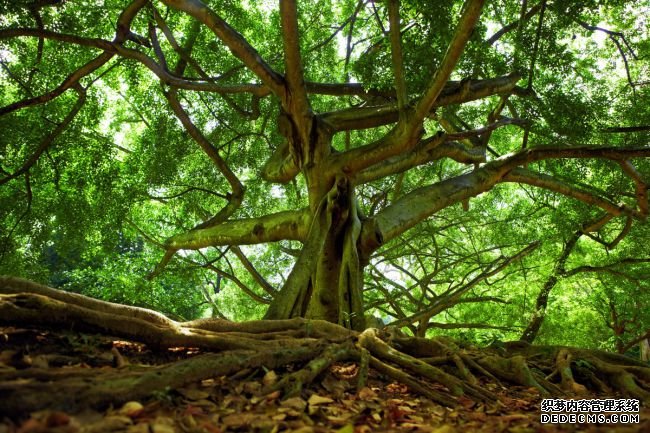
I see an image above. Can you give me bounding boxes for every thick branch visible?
[363,145,650,248]
[160,0,285,97]
[0,52,111,116]
[261,141,301,183]
[324,0,487,177]
[280,0,310,118]
[410,0,485,131]
[322,73,521,133]
[355,139,485,185]
[503,168,637,218]
[165,209,310,250]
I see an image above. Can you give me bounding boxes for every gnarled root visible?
[1,276,650,419]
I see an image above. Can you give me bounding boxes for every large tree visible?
[2,0,650,415]
[1,0,649,329]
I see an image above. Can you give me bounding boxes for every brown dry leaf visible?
[190,399,217,411]
[330,363,357,379]
[465,411,487,422]
[117,401,144,418]
[357,387,377,400]
[431,426,457,433]
[499,414,530,423]
[407,414,424,423]
[401,422,433,431]
[150,422,175,433]
[183,405,205,416]
[200,378,216,387]
[386,382,408,394]
[221,413,258,427]
[456,396,475,409]
[307,394,334,406]
[265,390,282,401]
[325,415,351,426]
[16,419,44,433]
[44,411,71,427]
[280,397,307,412]
[277,408,302,418]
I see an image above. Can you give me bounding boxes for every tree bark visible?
[264,176,366,331]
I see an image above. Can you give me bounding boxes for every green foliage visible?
[1,0,649,351]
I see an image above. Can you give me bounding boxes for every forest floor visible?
[1,326,648,433]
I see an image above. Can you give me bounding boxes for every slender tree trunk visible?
[641,339,650,361]
[520,232,580,343]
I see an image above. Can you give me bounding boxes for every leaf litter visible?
[1,327,648,433]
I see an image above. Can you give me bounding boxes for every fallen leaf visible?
[357,387,377,400]
[265,390,281,401]
[221,413,257,427]
[307,394,334,406]
[118,401,144,418]
[280,397,307,411]
[432,426,457,433]
[150,422,175,433]
[263,370,278,386]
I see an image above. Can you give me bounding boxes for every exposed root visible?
[368,355,457,407]
[266,341,356,397]
[0,344,319,415]
[358,329,496,401]
[555,349,588,395]
[1,277,650,419]
[356,347,370,390]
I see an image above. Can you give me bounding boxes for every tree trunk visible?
[641,339,650,362]
[263,120,366,330]
[264,178,365,330]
